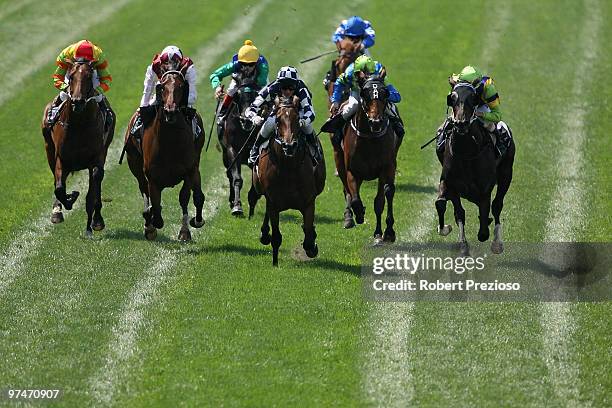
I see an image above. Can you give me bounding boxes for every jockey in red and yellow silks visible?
[52,39,112,94]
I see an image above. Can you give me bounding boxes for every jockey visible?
[323,16,375,89]
[323,54,404,147]
[436,65,511,158]
[46,39,115,133]
[246,66,321,167]
[132,45,200,138]
[210,40,269,139]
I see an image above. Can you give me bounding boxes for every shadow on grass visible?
[105,228,175,243]
[395,182,437,195]
[279,212,339,225]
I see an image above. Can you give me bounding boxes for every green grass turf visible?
[0,0,609,406]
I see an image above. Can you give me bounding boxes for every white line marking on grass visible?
[364,5,513,405]
[540,1,601,406]
[0,0,134,107]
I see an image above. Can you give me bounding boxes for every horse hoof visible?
[189,217,205,228]
[438,225,452,236]
[383,230,396,243]
[92,219,105,231]
[152,218,164,229]
[83,229,94,239]
[491,241,504,254]
[304,243,319,258]
[260,233,271,246]
[231,204,244,217]
[373,234,384,246]
[343,217,355,229]
[51,212,64,224]
[478,230,490,242]
[178,228,192,242]
[144,227,157,241]
[459,242,470,257]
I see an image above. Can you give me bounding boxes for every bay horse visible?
[248,96,326,266]
[327,38,362,225]
[124,68,205,241]
[221,80,260,216]
[338,75,398,245]
[436,82,515,254]
[41,59,114,237]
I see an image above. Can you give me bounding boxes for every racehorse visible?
[327,37,362,186]
[338,74,398,244]
[436,82,515,254]
[248,96,326,266]
[220,80,260,216]
[41,58,114,237]
[124,68,205,241]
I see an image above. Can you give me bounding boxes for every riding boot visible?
[331,117,347,148]
[98,98,115,135]
[390,115,405,148]
[248,135,265,169]
[490,128,507,158]
[320,114,347,148]
[184,107,201,139]
[305,132,322,165]
[45,94,63,131]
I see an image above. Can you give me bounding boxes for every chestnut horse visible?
[221,80,260,216]
[339,75,398,244]
[248,96,326,266]
[436,82,515,254]
[124,69,205,241]
[41,59,114,237]
[326,38,362,227]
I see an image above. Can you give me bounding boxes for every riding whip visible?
[300,50,337,64]
[420,135,437,150]
[227,125,259,170]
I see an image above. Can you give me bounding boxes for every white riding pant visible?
[259,116,313,139]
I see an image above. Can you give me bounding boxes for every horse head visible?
[359,75,389,134]
[274,95,301,157]
[159,70,186,124]
[447,82,479,135]
[335,37,361,74]
[67,58,95,113]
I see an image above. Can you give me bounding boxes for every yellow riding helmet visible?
[237,40,260,63]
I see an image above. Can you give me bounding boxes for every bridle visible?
[352,78,389,137]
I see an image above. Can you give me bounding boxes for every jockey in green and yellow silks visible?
[436,65,512,158]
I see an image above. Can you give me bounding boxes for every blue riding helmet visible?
[345,16,367,37]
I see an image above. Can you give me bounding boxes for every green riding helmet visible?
[452,65,484,85]
[354,55,377,74]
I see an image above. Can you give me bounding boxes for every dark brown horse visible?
[125,69,205,241]
[220,81,260,216]
[41,59,114,237]
[248,96,326,266]
[338,75,398,245]
[436,82,515,254]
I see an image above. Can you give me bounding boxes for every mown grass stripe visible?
[86,2,273,402]
[0,0,35,21]
[0,0,134,107]
[364,4,512,405]
[541,0,602,406]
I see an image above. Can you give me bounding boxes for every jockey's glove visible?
[252,115,264,126]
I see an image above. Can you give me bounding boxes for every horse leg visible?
[148,181,164,230]
[334,145,354,229]
[248,183,260,220]
[178,180,192,242]
[478,195,492,242]
[91,165,105,231]
[51,199,64,224]
[142,192,156,240]
[83,167,96,238]
[491,155,514,254]
[301,204,318,258]
[260,204,271,245]
[373,179,385,244]
[223,149,235,209]
[54,157,79,210]
[346,171,365,224]
[383,182,396,243]
[189,167,205,229]
[269,205,282,267]
[436,179,452,236]
[231,162,244,217]
[450,193,469,255]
